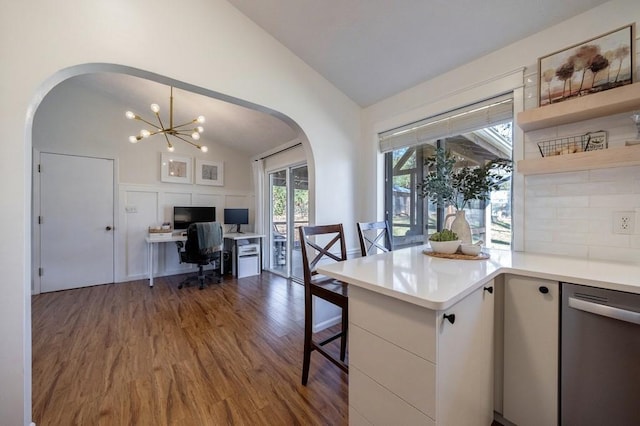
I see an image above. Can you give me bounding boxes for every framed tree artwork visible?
[195,159,224,186]
[538,24,634,106]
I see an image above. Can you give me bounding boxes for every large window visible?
[382,96,513,249]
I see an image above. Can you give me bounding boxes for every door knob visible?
[106,226,113,231]
[539,286,549,294]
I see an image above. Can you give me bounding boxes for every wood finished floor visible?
[32,272,348,425]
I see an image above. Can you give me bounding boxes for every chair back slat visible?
[357,221,392,256]
[299,224,347,281]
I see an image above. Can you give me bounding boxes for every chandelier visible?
[126,86,208,152]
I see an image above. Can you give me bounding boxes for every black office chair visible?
[357,220,392,256]
[177,222,223,289]
[299,224,348,385]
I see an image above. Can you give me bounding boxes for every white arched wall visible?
[0,1,360,424]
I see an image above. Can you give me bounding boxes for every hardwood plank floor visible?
[32,272,348,425]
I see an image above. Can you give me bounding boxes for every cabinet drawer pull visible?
[443,313,456,324]
[539,286,549,294]
[484,286,493,294]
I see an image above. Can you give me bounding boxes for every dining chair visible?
[298,224,349,385]
[357,220,392,256]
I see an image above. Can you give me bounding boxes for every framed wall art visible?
[195,159,224,186]
[538,24,635,106]
[161,153,192,184]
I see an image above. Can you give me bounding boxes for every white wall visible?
[361,0,640,262]
[0,0,360,424]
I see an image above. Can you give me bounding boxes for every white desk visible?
[224,233,265,277]
[145,234,186,287]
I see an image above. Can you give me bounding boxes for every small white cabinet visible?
[503,275,559,426]
[349,281,494,425]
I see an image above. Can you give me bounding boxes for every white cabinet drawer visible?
[350,367,436,426]
[351,324,436,418]
[350,286,436,362]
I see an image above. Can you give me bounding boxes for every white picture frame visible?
[161,153,192,184]
[195,159,224,186]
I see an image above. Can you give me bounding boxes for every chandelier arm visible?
[172,133,201,148]
[162,132,173,149]
[171,120,198,129]
[135,116,162,129]
[154,114,168,132]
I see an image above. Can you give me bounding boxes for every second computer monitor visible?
[224,208,249,233]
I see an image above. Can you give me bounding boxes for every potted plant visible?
[428,229,461,254]
[417,147,512,243]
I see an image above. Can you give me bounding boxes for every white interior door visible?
[39,153,114,292]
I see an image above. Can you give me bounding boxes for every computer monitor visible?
[223,208,249,233]
[173,206,216,230]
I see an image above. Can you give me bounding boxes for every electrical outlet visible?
[613,211,635,234]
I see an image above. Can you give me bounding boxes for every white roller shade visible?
[379,94,513,153]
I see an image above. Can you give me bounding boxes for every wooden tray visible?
[423,249,490,260]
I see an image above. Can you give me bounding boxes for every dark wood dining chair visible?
[357,220,392,256]
[298,224,349,385]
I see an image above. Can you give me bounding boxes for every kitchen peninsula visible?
[318,246,640,425]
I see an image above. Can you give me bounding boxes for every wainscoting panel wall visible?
[117,183,253,283]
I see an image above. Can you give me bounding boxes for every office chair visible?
[357,220,392,256]
[177,221,223,289]
[299,224,349,385]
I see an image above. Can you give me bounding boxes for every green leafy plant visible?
[417,147,512,210]
[429,229,459,242]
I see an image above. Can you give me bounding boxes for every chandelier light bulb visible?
[125,111,136,120]
[197,126,204,133]
[150,103,160,113]
[128,136,138,143]
[167,144,175,152]
[200,146,208,153]
[197,115,206,124]
[191,132,201,140]
[140,129,151,138]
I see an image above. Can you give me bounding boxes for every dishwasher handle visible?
[568,297,640,326]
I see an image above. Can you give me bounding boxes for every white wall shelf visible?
[517,82,640,132]
[517,145,640,175]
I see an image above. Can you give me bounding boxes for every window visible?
[381,96,513,249]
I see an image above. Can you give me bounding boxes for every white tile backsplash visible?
[524,151,640,264]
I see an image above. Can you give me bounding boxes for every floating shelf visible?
[517,145,640,175]
[517,82,640,132]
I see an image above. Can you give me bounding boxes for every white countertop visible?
[317,245,640,310]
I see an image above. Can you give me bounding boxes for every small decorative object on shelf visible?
[628,112,640,146]
[537,130,607,157]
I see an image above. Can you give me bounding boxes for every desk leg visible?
[148,242,154,287]
[234,240,238,276]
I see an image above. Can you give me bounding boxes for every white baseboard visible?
[313,314,341,333]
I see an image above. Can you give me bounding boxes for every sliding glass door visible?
[268,164,308,281]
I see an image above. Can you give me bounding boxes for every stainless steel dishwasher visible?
[561,282,640,425]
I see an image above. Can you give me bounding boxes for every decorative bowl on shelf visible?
[429,240,461,254]
[460,243,482,256]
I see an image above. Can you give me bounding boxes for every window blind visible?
[379,94,513,153]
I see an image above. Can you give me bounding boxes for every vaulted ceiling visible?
[60,1,609,156]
